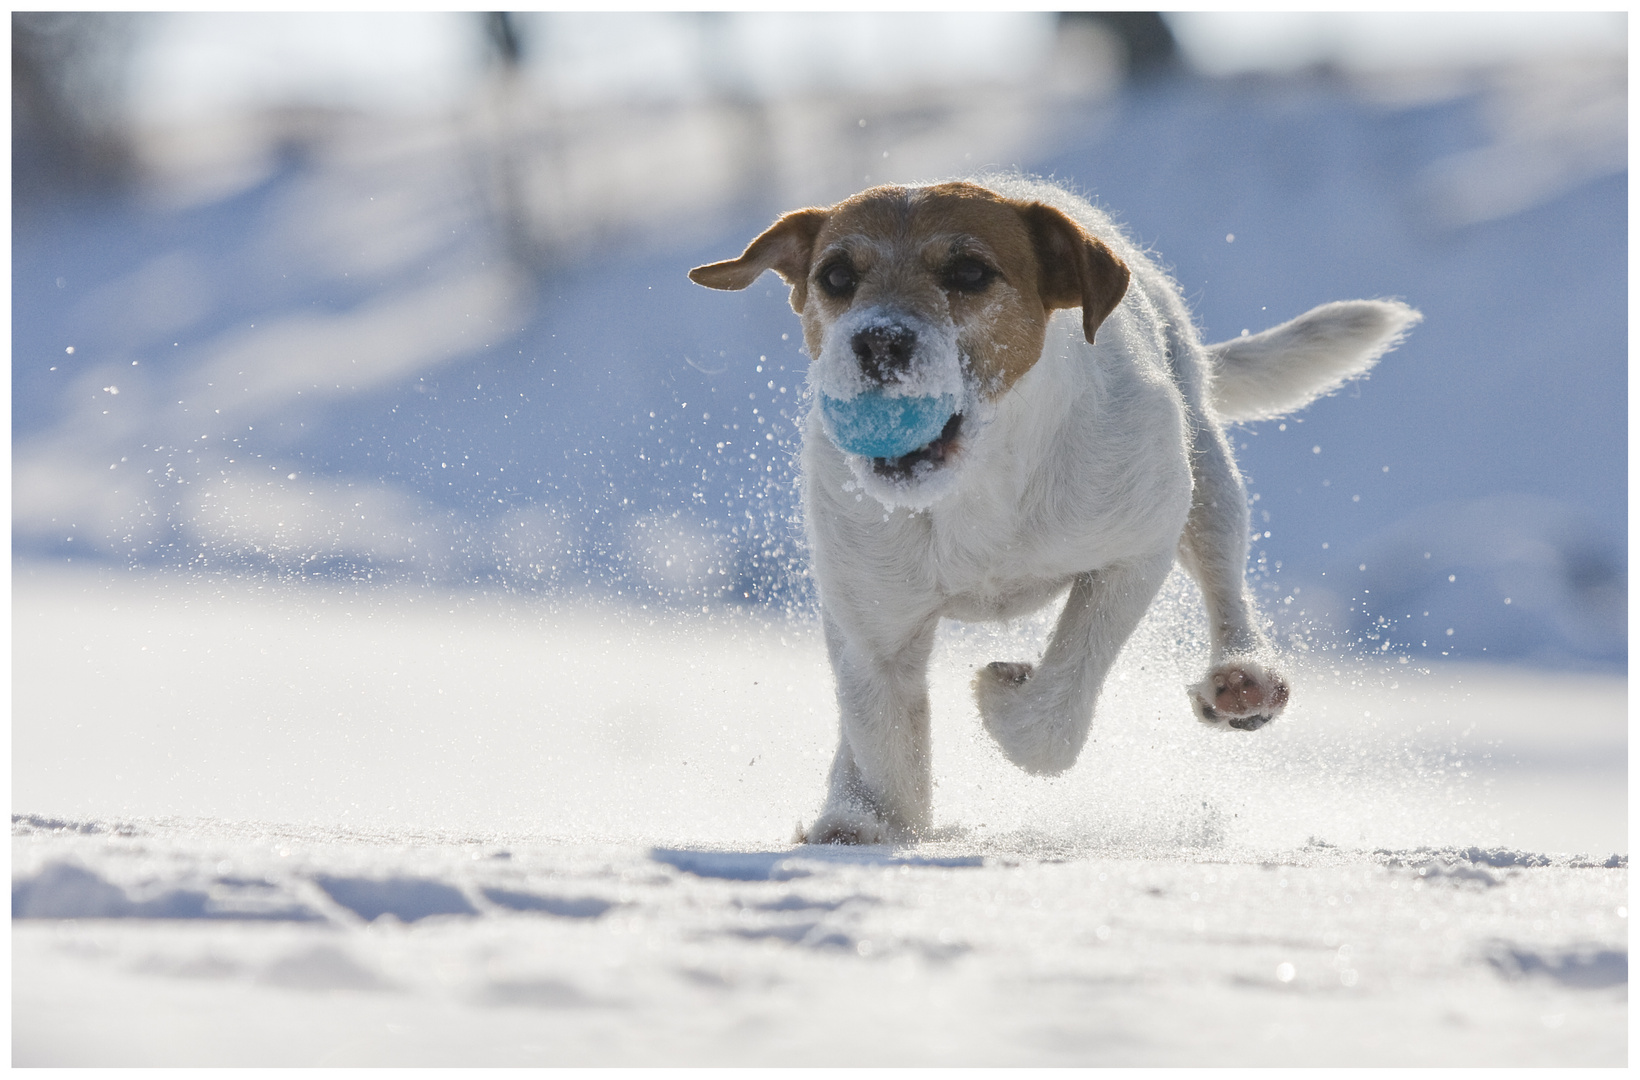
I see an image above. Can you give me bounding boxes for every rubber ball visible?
[819,390,959,460]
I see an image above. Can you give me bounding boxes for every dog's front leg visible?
[1178,422,1289,730]
[973,550,1173,775]
[799,612,939,845]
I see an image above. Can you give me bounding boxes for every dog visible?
[689,176,1418,845]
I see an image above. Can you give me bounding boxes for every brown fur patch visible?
[688,207,828,312]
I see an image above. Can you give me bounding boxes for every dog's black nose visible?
[851,325,916,382]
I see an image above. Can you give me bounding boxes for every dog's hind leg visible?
[799,613,939,845]
[1177,420,1289,731]
[974,549,1172,775]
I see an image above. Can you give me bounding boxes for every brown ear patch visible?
[1019,203,1130,344]
[688,208,829,311]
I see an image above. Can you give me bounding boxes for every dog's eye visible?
[818,261,857,297]
[944,257,995,293]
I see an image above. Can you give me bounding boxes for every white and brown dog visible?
[690,176,1418,845]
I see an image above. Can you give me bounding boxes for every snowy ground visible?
[12,565,1627,1065]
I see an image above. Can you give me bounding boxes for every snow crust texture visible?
[12,816,1627,1067]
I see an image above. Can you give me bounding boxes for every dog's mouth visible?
[870,412,964,480]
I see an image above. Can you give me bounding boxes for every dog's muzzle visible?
[812,308,971,496]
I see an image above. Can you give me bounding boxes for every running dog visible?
[689,175,1418,844]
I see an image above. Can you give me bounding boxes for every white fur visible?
[783,177,1417,844]
[1208,300,1422,422]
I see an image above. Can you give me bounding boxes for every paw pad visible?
[1191,662,1289,731]
[1211,666,1288,714]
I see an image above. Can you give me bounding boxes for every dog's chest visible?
[808,415,1191,622]
[921,459,1175,617]
[937,382,1189,598]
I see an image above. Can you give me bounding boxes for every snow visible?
[12,828,1628,1066]
[12,566,1627,1065]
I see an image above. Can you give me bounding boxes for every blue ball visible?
[819,390,960,460]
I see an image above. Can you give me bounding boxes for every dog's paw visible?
[797,806,890,846]
[972,660,1085,776]
[1190,660,1289,731]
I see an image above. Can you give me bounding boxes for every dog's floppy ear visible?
[688,208,829,313]
[1020,203,1130,344]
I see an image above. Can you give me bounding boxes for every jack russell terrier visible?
[690,175,1418,844]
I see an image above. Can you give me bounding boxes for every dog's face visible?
[690,182,1129,499]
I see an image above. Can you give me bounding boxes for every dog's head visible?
[689,182,1129,504]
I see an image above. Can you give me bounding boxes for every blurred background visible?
[13,11,1628,671]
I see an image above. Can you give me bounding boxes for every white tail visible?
[1207,299,1421,422]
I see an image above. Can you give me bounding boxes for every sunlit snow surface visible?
[13,567,1626,1065]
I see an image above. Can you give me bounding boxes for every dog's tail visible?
[1205,299,1421,423]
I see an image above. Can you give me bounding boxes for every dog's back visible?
[977,173,1420,424]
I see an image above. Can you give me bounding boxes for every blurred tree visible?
[1059,12,1179,81]
[485,11,523,69]
[13,12,138,200]
[478,12,548,271]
